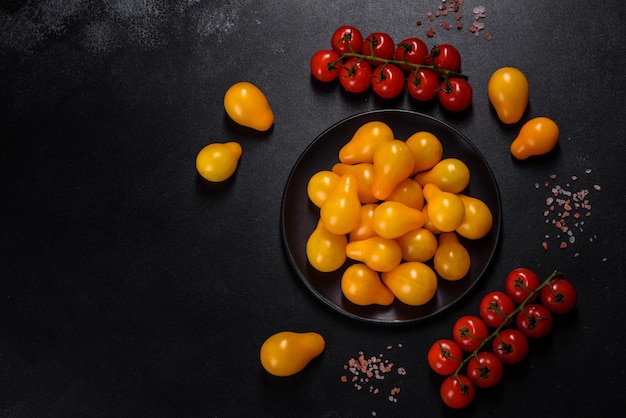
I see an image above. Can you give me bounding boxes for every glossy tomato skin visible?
[259,331,325,377]
[394,37,429,70]
[427,339,462,375]
[339,58,372,93]
[505,267,541,304]
[492,328,529,364]
[196,142,242,182]
[362,32,395,64]
[479,291,515,328]
[430,44,462,72]
[438,78,473,112]
[306,219,347,272]
[371,64,405,99]
[488,67,529,124]
[331,25,363,54]
[541,277,577,314]
[310,49,341,82]
[223,82,274,131]
[510,117,560,160]
[516,303,553,339]
[467,352,504,389]
[452,315,489,352]
[440,374,475,409]
[341,263,394,306]
[407,68,439,101]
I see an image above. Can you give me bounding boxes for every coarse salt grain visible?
[341,346,406,405]
[538,171,600,257]
[420,1,489,39]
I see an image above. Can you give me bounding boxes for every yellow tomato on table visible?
[224,82,274,131]
[510,117,560,160]
[488,67,529,124]
[195,142,242,182]
[260,331,325,377]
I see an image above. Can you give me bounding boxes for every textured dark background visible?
[1,1,625,417]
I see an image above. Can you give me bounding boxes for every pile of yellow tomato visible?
[306,121,493,307]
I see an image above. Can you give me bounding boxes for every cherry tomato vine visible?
[310,25,473,111]
[428,269,577,409]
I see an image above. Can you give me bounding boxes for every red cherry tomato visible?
[452,315,489,352]
[438,78,473,112]
[362,32,395,64]
[440,374,475,409]
[516,303,553,339]
[427,339,462,375]
[467,352,504,389]
[310,49,341,82]
[505,267,541,304]
[492,328,529,365]
[339,58,372,93]
[541,276,577,314]
[371,64,405,99]
[407,68,439,101]
[430,43,462,72]
[331,25,363,54]
[394,37,429,70]
[479,291,515,328]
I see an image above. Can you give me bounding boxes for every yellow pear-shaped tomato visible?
[371,139,415,200]
[341,264,395,306]
[456,194,493,240]
[224,82,274,131]
[405,131,444,174]
[349,203,379,242]
[510,117,560,160]
[307,170,340,208]
[423,183,465,232]
[196,142,242,182]
[346,236,402,273]
[381,261,438,306]
[260,331,325,377]
[372,201,425,239]
[396,228,438,262]
[414,158,470,194]
[488,67,529,124]
[306,220,348,272]
[339,121,394,164]
[434,232,471,281]
[332,162,377,204]
[320,174,361,235]
[386,178,424,210]
[421,203,442,234]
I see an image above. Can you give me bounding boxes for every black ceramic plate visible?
[281,110,501,324]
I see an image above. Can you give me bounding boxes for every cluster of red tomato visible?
[310,26,473,111]
[427,268,577,409]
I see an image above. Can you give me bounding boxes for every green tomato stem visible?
[453,270,564,376]
[335,52,469,80]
